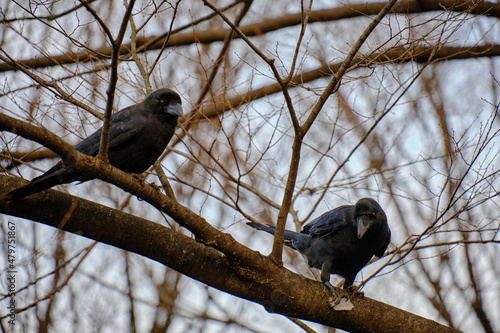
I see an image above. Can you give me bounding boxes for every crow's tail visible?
[246,221,277,234]
[4,164,76,200]
[5,174,62,200]
[246,221,301,248]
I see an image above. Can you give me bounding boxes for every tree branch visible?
[270,0,398,264]
[1,0,497,72]
[5,44,500,168]
[97,0,136,161]
[0,175,460,333]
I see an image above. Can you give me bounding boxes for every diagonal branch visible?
[97,0,136,161]
[301,0,398,133]
[0,52,103,119]
[270,0,398,264]
[5,45,500,169]
[180,0,254,139]
[1,0,497,73]
[0,174,461,333]
[0,112,260,265]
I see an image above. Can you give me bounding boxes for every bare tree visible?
[1,0,499,332]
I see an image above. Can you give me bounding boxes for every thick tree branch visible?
[0,175,460,333]
[0,112,264,266]
[1,0,496,72]
[189,44,500,123]
[270,0,398,264]
[4,44,500,168]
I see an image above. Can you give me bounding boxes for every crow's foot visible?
[132,173,146,183]
[347,285,364,298]
[324,282,351,306]
[149,182,163,193]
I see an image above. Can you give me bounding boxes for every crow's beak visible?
[357,216,370,239]
[167,101,183,117]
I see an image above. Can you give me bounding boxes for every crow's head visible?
[353,198,387,239]
[147,88,183,119]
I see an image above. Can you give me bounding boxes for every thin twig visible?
[272,0,399,264]
[154,161,177,200]
[98,0,137,161]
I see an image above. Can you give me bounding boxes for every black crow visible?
[247,198,391,291]
[5,88,182,200]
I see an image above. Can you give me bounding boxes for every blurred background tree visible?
[1,0,499,332]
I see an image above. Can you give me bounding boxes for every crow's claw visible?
[347,285,364,297]
[325,282,351,306]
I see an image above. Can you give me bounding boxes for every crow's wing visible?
[375,226,391,258]
[75,107,147,156]
[301,205,351,237]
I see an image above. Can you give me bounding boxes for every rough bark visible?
[0,0,498,72]
[0,175,460,333]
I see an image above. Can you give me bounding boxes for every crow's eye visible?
[159,99,167,106]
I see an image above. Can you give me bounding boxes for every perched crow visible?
[5,88,182,200]
[247,198,391,291]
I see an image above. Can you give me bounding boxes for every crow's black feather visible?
[247,198,391,289]
[6,88,182,200]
